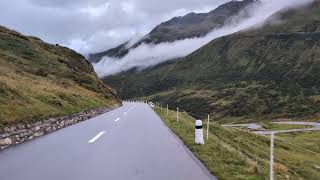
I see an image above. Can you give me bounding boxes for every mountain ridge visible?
[88,0,258,63]
[102,0,320,120]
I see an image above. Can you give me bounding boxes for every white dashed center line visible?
[88,131,105,143]
[114,117,121,122]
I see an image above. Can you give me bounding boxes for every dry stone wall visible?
[0,105,120,150]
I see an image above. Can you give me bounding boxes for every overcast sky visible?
[0,0,231,55]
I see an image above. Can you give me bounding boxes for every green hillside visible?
[0,26,121,127]
[103,1,320,121]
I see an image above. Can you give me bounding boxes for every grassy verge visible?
[277,131,320,156]
[274,131,320,179]
[154,107,320,180]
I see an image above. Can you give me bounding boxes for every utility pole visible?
[270,132,275,180]
[207,114,210,140]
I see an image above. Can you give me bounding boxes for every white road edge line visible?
[88,131,105,143]
[114,117,121,122]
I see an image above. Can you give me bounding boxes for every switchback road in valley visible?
[0,102,215,180]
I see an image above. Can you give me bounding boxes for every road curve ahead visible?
[0,102,215,180]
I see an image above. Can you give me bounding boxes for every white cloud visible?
[0,0,230,55]
[94,0,314,77]
[81,2,110,18]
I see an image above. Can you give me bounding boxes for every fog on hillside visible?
[94,0,313,77]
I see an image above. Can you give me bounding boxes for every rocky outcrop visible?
[0,105,120,150]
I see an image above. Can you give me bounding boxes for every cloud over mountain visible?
[0,0,230,55]
[94,0,314,77]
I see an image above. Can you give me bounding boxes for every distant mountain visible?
[103,0,320,120]
[88,0,258,63]
[88,42,129,63]
[0,26,121,126]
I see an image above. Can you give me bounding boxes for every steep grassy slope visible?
[0,26,121,127]
[103,1,320,121]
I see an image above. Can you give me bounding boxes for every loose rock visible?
[0,138,12,146]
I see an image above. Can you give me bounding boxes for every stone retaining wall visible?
[0,105,120,150]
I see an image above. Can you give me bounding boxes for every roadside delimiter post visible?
[195,120,204,145]
[166,104,168,116]
[176,107,179,123]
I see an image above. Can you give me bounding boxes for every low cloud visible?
[0,0,230,55]
[94,0,313,77]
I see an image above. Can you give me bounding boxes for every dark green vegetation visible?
[0,26,121,127]
[104,0,320,121]
[88,0,257,62]
[155,107,320,180]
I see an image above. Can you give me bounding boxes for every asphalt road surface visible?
[0,102,215,180]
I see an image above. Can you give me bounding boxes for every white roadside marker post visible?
[162,104,163,114]
[176,107,179,123]
[195,120,204,145]
[166,104,168,116]
[270,132,275,180]
[207,115,210,140]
